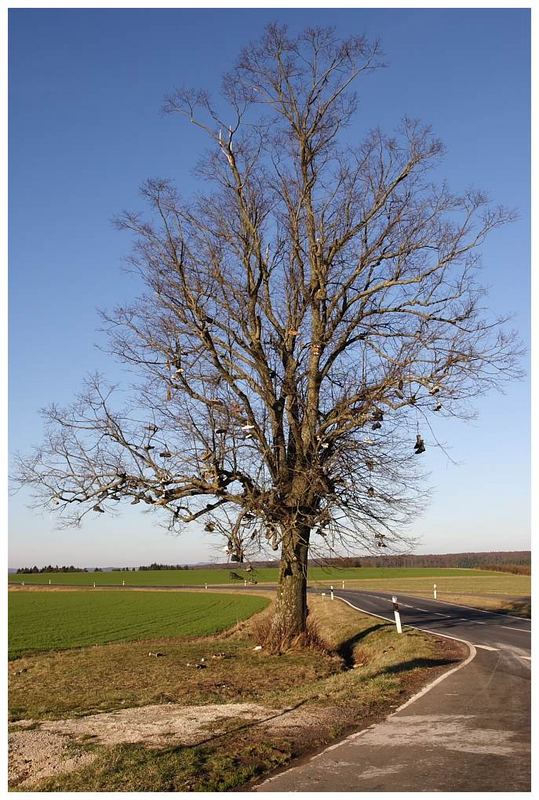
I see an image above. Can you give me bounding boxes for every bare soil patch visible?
[8,701,336,789]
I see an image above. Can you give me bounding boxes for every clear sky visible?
[8,8,530,568]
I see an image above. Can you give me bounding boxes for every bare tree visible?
[14,25,521,641]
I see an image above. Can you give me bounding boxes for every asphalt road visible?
[331,588,531,654]
[256,588,531,792]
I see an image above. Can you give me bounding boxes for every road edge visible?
[334,595,477,716]
[254,597,476,791]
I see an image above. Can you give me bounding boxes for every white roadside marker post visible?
[48,579,51,585]
[330,585,334,600]
[122,580,125,586]
[392,596,403,634]
[205,583,208,590]
[22,581,24,587]
[93,582,96,588]
[342,581,345,589]
[433,583,437,600]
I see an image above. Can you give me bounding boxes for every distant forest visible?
[16,563,191,574]
[313,550,531,575]
[15,551,530,575]
[208,550,531,574]
[16,565,90,574]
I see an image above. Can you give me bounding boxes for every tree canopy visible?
[14,25,521,638]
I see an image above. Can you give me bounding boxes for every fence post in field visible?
[392,596,403,634]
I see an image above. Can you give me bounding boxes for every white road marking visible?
[501,626,531,634]
[335,596,484,652]
[335,594,528,658]
[347,591,531,624]
[335,597,514,664]
[410,595,531,622]
[453,618,529,632]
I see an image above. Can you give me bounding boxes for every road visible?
[256,588,531,792]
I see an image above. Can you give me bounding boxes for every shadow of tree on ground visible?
[337,623,392,668]
[495,598,531,618]
[380,656,460,676]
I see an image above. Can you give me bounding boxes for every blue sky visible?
[9,8,530,567]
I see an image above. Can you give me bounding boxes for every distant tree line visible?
[312,550,531,571]
[16,565,88,574]
[15,551,529,575]
[210,550,530,572]
[138,563,191,571]
[16,565,136,574]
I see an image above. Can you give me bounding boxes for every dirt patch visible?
[9,726,96,788]
[9,700,338,788]
[34,703,279,746]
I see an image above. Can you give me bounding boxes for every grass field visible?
[8,566,503,587]
[8,591,268,659]
[313,573,531,598]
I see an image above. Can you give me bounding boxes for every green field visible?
[8,566,503,587]
[8,590,268,659]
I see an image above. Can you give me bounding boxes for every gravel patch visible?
[9,700,338,788]
[9,727,96,788]
[10,701,327,787]
[41,703,278,747]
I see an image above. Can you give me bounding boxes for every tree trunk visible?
[273,523,310,642]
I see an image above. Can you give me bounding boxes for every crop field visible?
[8,590,268,659]
[314,573,531,598]
[8,566,502,587]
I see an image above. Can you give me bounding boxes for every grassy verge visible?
[8,632,338,722]
[10,596,466,791]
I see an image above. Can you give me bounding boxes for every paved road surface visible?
[256,589,531,792]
